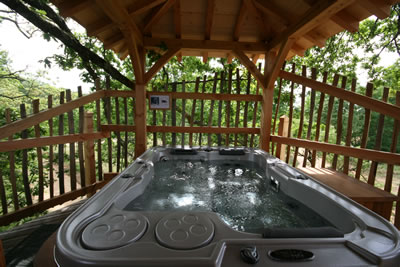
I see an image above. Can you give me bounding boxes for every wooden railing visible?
[0,64,399,229]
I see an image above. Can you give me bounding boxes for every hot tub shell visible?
[55,147,400,266]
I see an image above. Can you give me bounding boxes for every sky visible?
[0,8,92,93]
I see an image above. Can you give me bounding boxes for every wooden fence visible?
[0,64,399,228]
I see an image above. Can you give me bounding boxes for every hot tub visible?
[55,147,400,266]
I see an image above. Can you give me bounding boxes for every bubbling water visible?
[124,160,332,233]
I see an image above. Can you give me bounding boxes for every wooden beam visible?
[205,0,216,40]
[96,0,143,45]
[254,0,290,27]
[135,84,147,158]
[0,90,105,141]
[252,54,260,63]
[244,0,270,40]
[202,51,208,63]
[126,0,168,15]
[169,91,263,101]
[174,0,181,38]
[104,90,136,98]
[144,47,181,84]
[0,132,110,153]
[100,125,260,134]
[279,70,400,121]
[265,38,295,90]
[331,11,359,32]
[232,49,266,88]
[227,53,233,64]
[359,0,391,19]
[267,0,353,50]
[271,136,400,165]
[144,37,268,53]
[0,180,109,227]
[58,0,91,17]
[233,0,247,41]
[259,50,276,152]
[144,0,176,35]
[103,33,124,50]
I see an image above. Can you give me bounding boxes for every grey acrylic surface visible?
[55,147,400,267]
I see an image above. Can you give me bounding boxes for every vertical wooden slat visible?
[292,66,307,167]
[189,77,200,147]
[0,170,7,214]
[65,90,77,191]
[162,83,167,146]
[48,96,55,197]
[332,76,347,170]
[271,75,284,155]
[286,63,296,163]
[171,83,177,146]
[250,63,262,147]
[355,83,374,180]
[95,79,103,181]
[302,68,317,167]
[343,78,357,174]
[105,77,112,172]
[32,100,44,201]
[115,88,122,172]
[20,104,32,205]
[77,88,85,187]
[368,87,390,185]
[243,71,251,147]
[152,86,157,148]
[217,71,224,146]
[5,109,19,210]
[311,71,328,167]
[181,81,186,147]
[83,112,96,197]
[321,74,340,168]
[234,69,241,146]
[199,76,206,146]
[385,92,400,193]
[123,97,129,168]
[225,68,233,146]
[208,73,218,146]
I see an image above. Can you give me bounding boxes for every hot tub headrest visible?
[262,227,344,239]
[219,148,246,155]
[170,149,198,155]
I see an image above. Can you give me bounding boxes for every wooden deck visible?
[0,198,85,255]
[298,167,398,220]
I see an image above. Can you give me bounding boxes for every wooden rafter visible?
[233,0,247,41]
[95,0,143,46]
[331,10,359,32]
[96,0,144,83]
[244,0,270,40]
[174,0,181,38]
[267,0,353,50]
[58,0,91,17]
[144,37,268,53]
[87,0,167,36]
[227,53,233,64]
[103,33,124,50]
[202,52,209,63]
[205,0,216,40]
[232,49,266,88]
[252,54,260,63]
[144,47,181,84]
[265,38,295,90]
[359,0,391,19]
[144,0,176,35]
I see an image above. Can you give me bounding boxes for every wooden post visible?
[32,100,45,201]
[276,115,289,160]
[5,109,19,211]
[135,84,147,158]
[0,239,6,267]
[83,112,96,197]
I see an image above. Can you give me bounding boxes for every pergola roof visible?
[52,0,393,61]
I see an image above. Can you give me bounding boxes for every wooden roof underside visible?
[51,0,394,74]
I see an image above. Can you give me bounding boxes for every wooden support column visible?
[135,84,147,158]
[83,112,96,197]
[276,115,289,160]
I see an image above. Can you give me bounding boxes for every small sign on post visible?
[148,92,172,110]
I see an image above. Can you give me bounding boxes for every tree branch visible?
[1,0,135,89]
